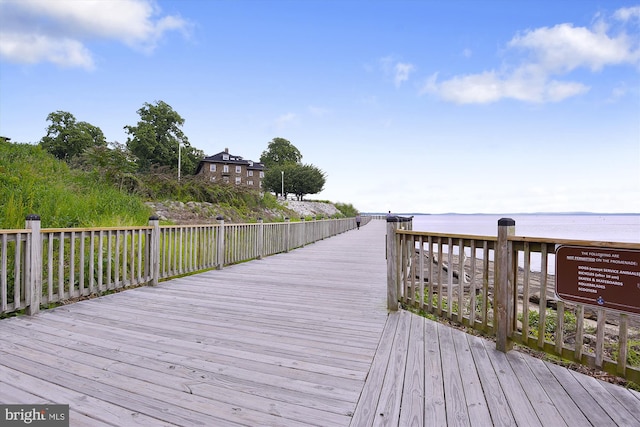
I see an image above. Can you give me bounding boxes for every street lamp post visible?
[281,170,284,199]
[178,142,182,181]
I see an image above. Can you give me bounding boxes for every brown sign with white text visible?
[555,246,640,315]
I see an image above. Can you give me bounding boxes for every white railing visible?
[1,215,370,317]
[386,217,640,383]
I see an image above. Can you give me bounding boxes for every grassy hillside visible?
[0,141,351,228]
[0,141,151,228]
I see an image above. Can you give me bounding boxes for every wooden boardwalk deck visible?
[1,220,639,426]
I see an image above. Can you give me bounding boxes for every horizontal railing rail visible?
[387,218,640,383]
[1,215,369,317]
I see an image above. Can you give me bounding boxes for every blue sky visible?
[1,0,639,214]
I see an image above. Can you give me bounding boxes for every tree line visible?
[36,100,326,200]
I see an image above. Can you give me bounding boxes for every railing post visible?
[496,217,515,352]
[257,218,264,260]
[148,216,160,286]
[285,218,290,253]
[216,216,224,269]
[25,214,42,316]
[300,217,306,246]
[386,217,399,311]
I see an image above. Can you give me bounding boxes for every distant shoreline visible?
[364,212,640,216]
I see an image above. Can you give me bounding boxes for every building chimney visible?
[224,148,229,153]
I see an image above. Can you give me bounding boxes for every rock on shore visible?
[282,200,341,217]
[144,200,341,224]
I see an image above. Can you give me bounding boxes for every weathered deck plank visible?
[398,312,424,426]
[450,327,492,427]
[439,325,471,427]
[1,220,639,426]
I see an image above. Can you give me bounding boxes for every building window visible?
[223,176,229,183]
[222,154,229,160]
[235,177,241,185]
[235,165,241,173]
[259,171,264,178]
[223,165,229,173]
[248,180,254,186]
[209,164,216,172]
[247,170,253,177]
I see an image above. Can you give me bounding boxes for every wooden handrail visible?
[387,218,640,383]
[1,215,367,317]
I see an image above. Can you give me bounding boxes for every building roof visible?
[196,148,266,174]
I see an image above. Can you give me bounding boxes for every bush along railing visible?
[387,217,640,383]
[1,214,368,317]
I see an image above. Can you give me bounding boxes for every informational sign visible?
[556,246,640,315]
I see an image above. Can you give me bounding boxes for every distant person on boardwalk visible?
[355,214,361,230]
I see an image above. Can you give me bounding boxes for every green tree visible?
[40,111,107,161]
[70,142,139,191]
[124,100,203,174]
[259,137,302,169]
[262,163,295,198]
[262,163,325,200]
[290,164,326,200]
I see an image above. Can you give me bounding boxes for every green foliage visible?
[0,138,352,228]
[259,137,302,169]
[70,142,139,191]
[290,164,325,200]
[334,202,359,217]
[610,339,640,368]
[0,140,150,228]
[124,100,204,173]
[39,110,107,161]
[519,308,577,341]
[264,163,326,200]
[261,192,280,209]
[262,163,294,197]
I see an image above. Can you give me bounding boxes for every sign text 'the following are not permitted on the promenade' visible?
[556,246,640,315]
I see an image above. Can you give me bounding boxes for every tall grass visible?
[0,141,151,228]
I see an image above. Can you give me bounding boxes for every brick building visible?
[196,148,266,190]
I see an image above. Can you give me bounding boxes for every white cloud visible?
[606,82,636,103]
[380,56,416,87]
[0,32,94,69]
[308,106,330,117]
[394,62,415,87]
[0,0,190,69]
[275,112,296,129]
[423,7,639,104]
[613,6,640,22]
[508,23,639,72]
[421,69,589,104]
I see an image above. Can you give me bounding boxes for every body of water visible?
[411,214,640,243]
[407,214,640,273]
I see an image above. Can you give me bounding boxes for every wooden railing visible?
[386,217,640,383]
[1,215,369,317]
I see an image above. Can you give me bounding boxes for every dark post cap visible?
[498,218,516,226]
[216,215,224,220]
[386,215,413,223]
[258,217,262,221]
[149,215,159,221]
[25,214,41,221]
